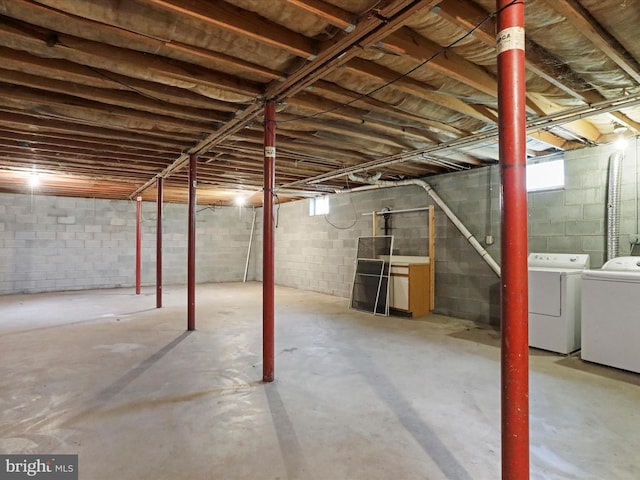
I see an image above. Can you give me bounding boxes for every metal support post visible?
[135,195,142,295]
[187,154,197,331]
[263,101,276,382]
[156,177,163,308]
[497,1,529,478]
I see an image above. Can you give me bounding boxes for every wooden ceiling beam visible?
[0,110,195,146]
[0,47,246,112]
[3,0,283,82]
[309,80,467,136]
[268,0,436,99]
[434,0,640,133]
[0,129,181,158]
[345,58,495,124]
[0,139,176,166]
[284,0,355,32]
[381,27,497,97]
[0,18,260,99]
[276,114,414,150]
[0,69,230,124]
[143,0,316,58]
[234,129,379,164]
[0,154,163,177]
[288,93,438,143]
[132,1,438,197]
[0,83,216,134]
[545,0,640,85]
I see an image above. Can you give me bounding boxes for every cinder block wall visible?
[253,185,433,298]
[254,140,640,325]
[0,193,255,295]
[254,182,501,322]
[528,141,640,267]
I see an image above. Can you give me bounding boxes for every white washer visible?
[581,256,640,373]
[528,253,590,354]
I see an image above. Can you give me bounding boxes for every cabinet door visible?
[392,275,410,310]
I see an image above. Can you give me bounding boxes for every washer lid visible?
[582,269,640,283]
[601,256,640,271]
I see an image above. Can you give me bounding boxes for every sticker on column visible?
[265,146,276,157]
[496,26,525,55]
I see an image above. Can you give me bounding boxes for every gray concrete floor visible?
[0,283,639,480]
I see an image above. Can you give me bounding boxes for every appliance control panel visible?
[528,253,591,269]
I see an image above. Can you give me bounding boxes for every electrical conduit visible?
[607,151,624,261]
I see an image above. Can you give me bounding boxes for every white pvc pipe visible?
[347,175,502,277]
[243,208,257,282]
[362,206,432,216]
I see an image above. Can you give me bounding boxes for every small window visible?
[527,158,565,192]
[309,196,330,216]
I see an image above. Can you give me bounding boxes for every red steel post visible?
[135,195,142,295]
[156,177,163,308]
[263,101,276,382]
[497,1,529,478]
[187,154,197,331]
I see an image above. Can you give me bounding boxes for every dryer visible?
[581,256,640,373]
[528,253,590,354]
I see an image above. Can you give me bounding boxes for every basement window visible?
[527,157,565,192]
[309,196,330,216]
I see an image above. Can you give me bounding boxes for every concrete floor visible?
[0,283,639,480]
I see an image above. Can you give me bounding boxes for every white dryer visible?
[581,256,640,373]
[528,253,590,354]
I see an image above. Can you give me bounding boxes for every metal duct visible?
[607,151,625,261]
[346,174,501,277]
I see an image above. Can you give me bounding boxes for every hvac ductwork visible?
[346,174,501,277]
[607,151,625,261]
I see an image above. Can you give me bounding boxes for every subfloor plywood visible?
[0,283,639,479]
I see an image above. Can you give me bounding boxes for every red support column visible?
[135,195,142,295]
[263,101,276,382]
[496,1,529,479]
[156,177,163,309]
[187,154,197,331]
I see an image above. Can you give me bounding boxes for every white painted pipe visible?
[244,208,257,282]
[347,175,501,277]
[362,206,432,216]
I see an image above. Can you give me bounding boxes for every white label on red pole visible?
[496,26,525,55]
[265,146,276,158]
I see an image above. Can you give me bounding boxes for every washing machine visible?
[581,256,640,373]
[528,253,590,354]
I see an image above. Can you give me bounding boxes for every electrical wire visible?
[322,175,359,230]
[278,0,521,124]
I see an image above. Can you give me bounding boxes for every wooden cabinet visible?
[387,257,431,317]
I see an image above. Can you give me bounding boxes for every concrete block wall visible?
[254,140,640,325]
[0,193,255,295]
[253,185,433,299]
[428,167,502,324]
[528,140,640,267]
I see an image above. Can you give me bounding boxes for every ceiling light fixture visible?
[614,136,628,151]
[28,167,40,188]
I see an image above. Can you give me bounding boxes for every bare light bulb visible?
[614,136,628,151]
[28,172,40,188]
